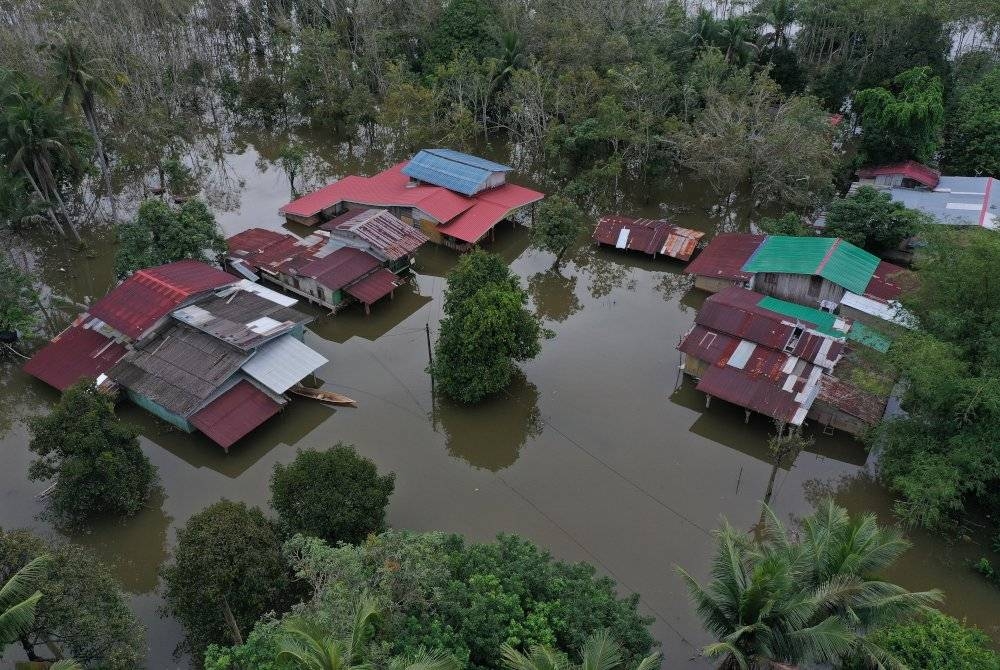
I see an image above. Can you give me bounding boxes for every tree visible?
[501,630,660,670]
[271,445,396,545]
[761,421,813,510]
[756,212,812,236]
[28,380,156,525]
[843,610,1000,670]
[424,0,499,70]
[942,67,1000,177]
[43,32,120,222]
[431,250,544,403]
[677,499,941,670]
[0,256,42,337]
[855,66,945,165]
[0,528,146,668]
[161,500,295,659]
[279,141,306,196]
[531,195,586,266]
[113,198,227,278]
[824,186,927,252]
[0,554,50,649]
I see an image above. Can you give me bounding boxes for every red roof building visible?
[189,380,285,450]
[857,161,941,190]
[88,260,236,340]
[593,215,705,261]
[684,233,766,283]
[23,321,128,391]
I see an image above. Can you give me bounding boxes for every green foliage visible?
[162,500,295,659]
[113,197,227,278]
[844,610,1000,670]
[973,557,1000,587]
[824,186,926,252]
[873,229,1000,528]
[855,66,945,165]
[501,629,660,670]
[531,195,586,263]
[214,531,655,670]
[27,380,156,525]
[0,554,49,648]
[431,250,544,403]
[424,0,499,70]
[756,212,813,236]
[0,256,40,335]
[677,499,941,669]
[271,445,396,545]
[0,528,146,668]
[943,67,1000,177]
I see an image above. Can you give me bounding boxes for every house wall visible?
[752,273,845,308]
[284,212,321,226]
[126,389,194,432]
[693,276,742,294]
[258,271,349,312]
[806,400,870,437]
[681,354,710,378]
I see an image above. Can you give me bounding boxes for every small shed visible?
[683,233,765,293]
[593,215,705,261]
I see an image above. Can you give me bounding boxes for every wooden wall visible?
[753,273,845,308]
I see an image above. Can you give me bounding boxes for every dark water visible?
[2,134,997,668]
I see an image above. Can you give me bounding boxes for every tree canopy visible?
[942,67,1000,177]
[855,66,945,165]
[27,380,156,525]
[824,186,928,252]
[531,194,586,265]
[114,198,227,278]
[271,445,396,545]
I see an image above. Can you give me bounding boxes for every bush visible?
[852,610,1000,670]
[824,186,927,252]
[28,381,156,525]
[271,445,395,545]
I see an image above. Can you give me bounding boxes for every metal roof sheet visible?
[241,334,327,394]
[401,149,510,196]
[847,322,892,353]
[190,379,284,449]
[863,261,907,301]
[857,161,940,189]
[23,323,128,391]
[757,296,848,337]
[344,268,403,304]
[742,237,880,295]
[296,247,381,291]
[321,208,429,261]
[593,215,705,260]
[684,233,765,280]
[816,375,888,425]
[171,289,311,350]
[425,149,512,172]
[840,291,915,327]
[885,177,999,228]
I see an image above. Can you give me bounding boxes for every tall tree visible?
[855,66,945,166]
[42,32,120,222]
[942,67,1000,177]
[531,195,586,267]
[824,186,928,252]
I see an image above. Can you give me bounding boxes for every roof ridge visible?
[815,238,841,273]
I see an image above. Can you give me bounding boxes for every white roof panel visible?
[242,334,328,394]
[234,279,298,307]
[840,292,916,328]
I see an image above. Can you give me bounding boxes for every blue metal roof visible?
[401,149,511,196]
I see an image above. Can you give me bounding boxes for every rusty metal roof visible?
[297,247,381,291]
[172,289,312,351]
[321,208,429,261]
[817,376,888,426]
[593,215,705,261]
[23,322,128,391]
[684,233,765,281]
[345,268,404,305]
[190,379,285,449]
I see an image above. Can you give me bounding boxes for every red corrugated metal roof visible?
[863,260,906,301]
[189,380,283,449]
[857,161,940,189]
[684,233,765,281]
[816,376,887,426]
[23,323,128,391]
[696,365,804,423]
[88,261,236,339]
[228,229,327,275]
[345,268,403,304]
[593,215,705,261]
[297,247,380,291]
[227,228,287,255]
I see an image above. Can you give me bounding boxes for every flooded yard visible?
[1,137,996,668]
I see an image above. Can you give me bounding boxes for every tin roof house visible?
[228,208,428,314]
[24,261,328,451]
[592,215,705,261]
[279,149,544,250]
[853,161,999,229]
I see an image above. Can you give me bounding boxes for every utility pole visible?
[425,322,434,397]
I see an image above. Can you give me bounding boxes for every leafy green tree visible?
[161,500,295,659]
[43,32,120,222]
[844,610,1000,670]
[677,499,941,670]
[501,629,660,670]
[113,198,227,278]
[279,141,306,196]
[0,257,42,337]
[942,67,1000,177]
[756,212,813,236]
[855,66,945,165]
[0,528,145,668]
[271,445,396,545]
[431,250,544,403]
[0,554,50,649]
[424,0,499,70]
[27,380,156,525]
[531,195,586,266]
[824,186,927,252]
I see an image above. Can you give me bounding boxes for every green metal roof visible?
[847,322,892,353]
[757,296,843,337]
[742,236,880,294]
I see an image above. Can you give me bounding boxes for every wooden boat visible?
[289,384,357,407]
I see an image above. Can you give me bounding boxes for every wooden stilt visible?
[744,409,751,424]
[705,394,712,408]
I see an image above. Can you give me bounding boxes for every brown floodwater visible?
[2,133,997,668]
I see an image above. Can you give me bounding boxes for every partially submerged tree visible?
[531,194,586,267]
[114,198,227,277]
[756,212,813,236]
[0,256,42,337]
[677,499,941,670]
[271,445,396,545]
[824,186,928,252]
[28,380,156,525]
[431,250,545,403]
[855,66,945,165]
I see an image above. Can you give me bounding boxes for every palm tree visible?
[0,554,51,648]
[689,9,721,50]
[677,500,941,670]
[754,0,797,50]
[500,629,661,670]
[277,593,458,670]
[42,32,120,223]
[716,17,760,65]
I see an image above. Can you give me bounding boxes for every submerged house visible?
[592,215,705,261]
[279,149,544,250]
[854,161,999,230]
[677,286,890,435]
[24,261,328,451]
[228,208,427,314]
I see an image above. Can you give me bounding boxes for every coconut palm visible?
[0,554,51,648]
[677,499,941,670]
[754,0,797,50]
[716,17,760,65]
[277,593,458,670]
[42,32,120,223]
[500,629,661,670]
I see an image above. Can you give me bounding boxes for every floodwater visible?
[2,133,997,668]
